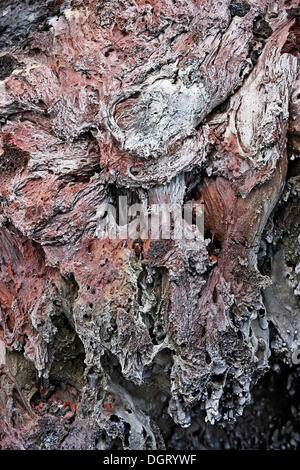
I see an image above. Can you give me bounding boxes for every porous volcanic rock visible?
[0,0,299,450]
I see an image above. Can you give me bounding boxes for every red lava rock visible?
[64,411,75,421]
[70,403,77,414]
[133,240,143,256]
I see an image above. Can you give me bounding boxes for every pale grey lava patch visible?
[108,62,211,159]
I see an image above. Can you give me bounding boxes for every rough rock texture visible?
[0,0,299,450]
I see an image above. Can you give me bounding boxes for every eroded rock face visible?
[0,0,299,450]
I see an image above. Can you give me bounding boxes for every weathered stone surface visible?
[0,0,299,450]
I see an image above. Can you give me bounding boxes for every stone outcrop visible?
[0,0,299,450]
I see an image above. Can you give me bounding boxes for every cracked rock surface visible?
[0,0,299,450]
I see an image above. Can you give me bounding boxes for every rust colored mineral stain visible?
[132,239,143,256]
[281,11,300,56]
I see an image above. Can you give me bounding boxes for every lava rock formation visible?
[0,0,299,450]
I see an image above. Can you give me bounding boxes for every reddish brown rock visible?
[0,0,299,450]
